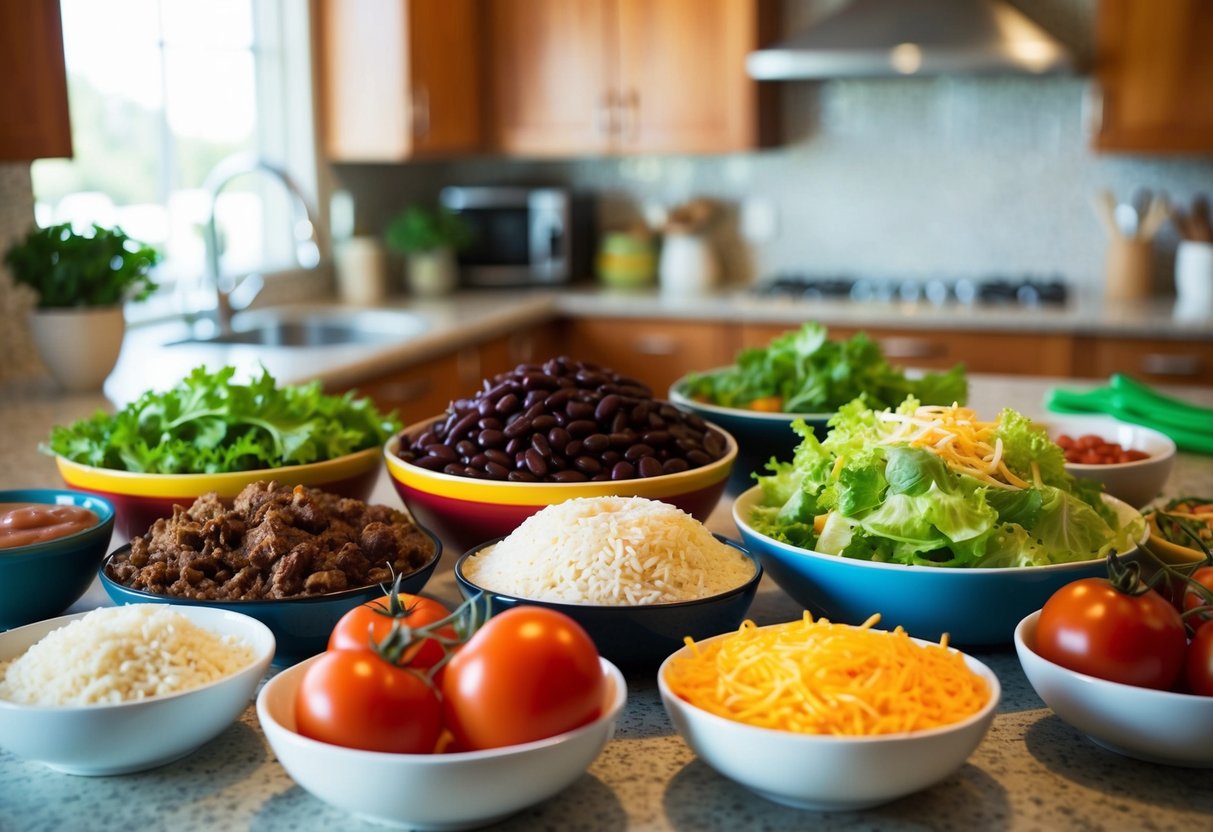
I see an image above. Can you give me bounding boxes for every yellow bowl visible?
[56,446,382,539]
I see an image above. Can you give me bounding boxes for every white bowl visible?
[657,631,1001,811]
[1015,610,1213,768]
[1042,414,1176,509]
[0,605,275,775]
[257,653,627,830]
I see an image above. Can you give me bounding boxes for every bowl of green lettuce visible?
[47,366,401,538]
[669,322,967,494]
[732,397,1146,645]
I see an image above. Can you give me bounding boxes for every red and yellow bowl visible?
[384,419,736,551]
[56,446,382,540]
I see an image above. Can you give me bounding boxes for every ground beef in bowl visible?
[105,481,435,600]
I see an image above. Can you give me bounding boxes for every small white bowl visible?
[657,632,1001,811]
[257,653,627,830]
[1015,610,1213,768]
[0,605,275,775]
[1043,414,1176,509]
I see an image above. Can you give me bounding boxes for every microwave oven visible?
[438,186,591,287]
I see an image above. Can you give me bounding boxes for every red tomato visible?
[295,651,442,753]
[1185,620,1213,697]
[327,594,453,670]
[1182,566,1213,624]
[1035,577,1187,690]
[441,607,605,750]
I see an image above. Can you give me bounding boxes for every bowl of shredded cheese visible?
[658,614,1000,811]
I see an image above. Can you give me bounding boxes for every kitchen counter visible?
[2,375,1212,831]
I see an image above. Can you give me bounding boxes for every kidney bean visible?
[552,470,588,483]
[478,428,506,449]
[624,444,655,462]
[638,456,663,478]
[582,433,611,453]
[662,458,690,475]
[567,419,598,438]
[611,461,636,480]
[494,392,521,414]
[484,461,509,478]
[504,415,532,439]
[574,456,602,475]
[548,427,571,452]
[524,448,549,476]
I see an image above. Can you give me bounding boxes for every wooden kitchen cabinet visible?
[1093,0,1213,153]
[486,0,775,156]
[316,0,482,161]
[739,324,1075,378]
[1073,336,1213,386]
[564,317,740,394]
[0,0,72,161]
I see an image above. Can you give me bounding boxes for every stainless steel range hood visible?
[747,0,1074,79]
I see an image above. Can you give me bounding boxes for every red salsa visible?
[0,502,100,549]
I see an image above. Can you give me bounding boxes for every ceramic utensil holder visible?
[1104,237,1152,301]
[1175,240,1213,319]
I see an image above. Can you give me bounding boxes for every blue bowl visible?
[732,486,1145,646]
[99,529,442,665]
[0,489,115,629]
[453,534,762,669]
[668,376,830,496]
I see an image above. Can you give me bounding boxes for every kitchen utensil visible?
[1175,240,1213,320]
[1045,374,1213,454]
[1103,235,1152,300]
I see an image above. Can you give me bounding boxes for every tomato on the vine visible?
[327,593,453,670]
[1035,577,1187,690]
[1182,566,1213,624]
[295,650,442,753]
[1185,620,1213,696]
[441,606,604,751]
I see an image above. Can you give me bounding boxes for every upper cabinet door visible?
[0,0,72,162]
[487,0,616,157]
[319,0,482,162]
[1094,0,1213,153]
[614,0,770,154]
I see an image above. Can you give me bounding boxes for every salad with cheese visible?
[749,398,1143,568]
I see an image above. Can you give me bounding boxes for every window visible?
[31,0,317,320]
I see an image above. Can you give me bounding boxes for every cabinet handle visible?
[596,89,617,138]
[632,335,679,356]
[620,88,639,142]
[878,337,947,360]
[411,84,431,141]
[1141,353,1203,377]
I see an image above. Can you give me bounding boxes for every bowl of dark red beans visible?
[0,489,115,628]
[1043,414,1176,510]
[385,356,737,550]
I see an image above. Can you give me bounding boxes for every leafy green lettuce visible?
[683,322,967,412]
[46,365,400,474]
[749,397,1142,568]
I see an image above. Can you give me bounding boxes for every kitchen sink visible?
[168,308,430,348]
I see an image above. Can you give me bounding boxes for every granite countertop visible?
[2,373,1212,830]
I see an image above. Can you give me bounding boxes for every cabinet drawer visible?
[350,350,478,426]
[566,318,739,394]
[740,324,1073,377]
[1074,337,1213,385]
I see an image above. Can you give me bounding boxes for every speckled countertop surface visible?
[2,364,1213,829]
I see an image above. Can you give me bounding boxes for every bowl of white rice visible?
[0,604,274,776]
[454,496,762,667]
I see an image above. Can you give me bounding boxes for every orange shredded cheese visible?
[665,613,991,737]
[876,404,1029,490]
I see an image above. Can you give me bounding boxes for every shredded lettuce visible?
[683,322,967,412]
[750,397,1143,568]
[45,365,400,474]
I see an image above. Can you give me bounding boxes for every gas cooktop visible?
[752,274,1070,307]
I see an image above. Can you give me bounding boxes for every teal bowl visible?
[0,489,115,628]
[732,486,1145,646]
[668,375,830,496]
[98,530,442,665]
[453,534,762,670]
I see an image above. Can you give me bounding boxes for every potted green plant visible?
[4,223,160,392]
[384,205,472,297]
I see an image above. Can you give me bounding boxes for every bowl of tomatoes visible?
[257,597,627,829]
[1044,414,1176,509]
[1014,563,1213,768]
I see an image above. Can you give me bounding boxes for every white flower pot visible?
[28,305,126,392]
[406,248,458,297]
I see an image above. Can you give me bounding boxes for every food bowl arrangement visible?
[0,489,115,628]
[668,376,830,495]
[1042,414,1176,509]
[453,498,762,668]
[658,618,1001,810]
[256,651,627,829]
[97,481,442,665]
[1015,610,1213,768]
[0,605,275,775]
[733,486,1146,645]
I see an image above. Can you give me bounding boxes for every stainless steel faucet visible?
[202,154,322,332]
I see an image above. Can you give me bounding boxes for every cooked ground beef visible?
[105,481,436,600]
